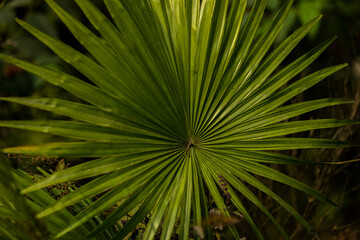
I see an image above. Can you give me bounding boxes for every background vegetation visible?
[0,0,359,239]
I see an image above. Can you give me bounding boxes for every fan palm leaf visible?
[0,0,356,239]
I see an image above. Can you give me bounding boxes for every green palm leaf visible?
[0,0,357,239]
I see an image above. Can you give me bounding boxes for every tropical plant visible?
[0,0,357,239]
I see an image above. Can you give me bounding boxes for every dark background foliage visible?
[0,0,359,239]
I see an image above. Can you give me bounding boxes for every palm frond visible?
[0,0,356,239]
